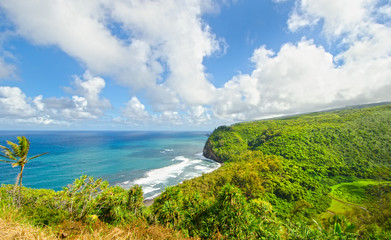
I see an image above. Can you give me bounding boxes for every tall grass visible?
[0,204,193,240]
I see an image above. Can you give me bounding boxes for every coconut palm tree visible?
[0,136,48,207]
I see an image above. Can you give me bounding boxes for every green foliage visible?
[0,136,47,207]
[172,105,391,238]
[0,175,145,227]
[285,216,358,240]
[151,184,282,239]
[210,184,256,239]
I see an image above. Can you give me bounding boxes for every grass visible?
[330,179,391,204]
[0,205,56,239]
[320,179,391,218]
[0,204,195,240]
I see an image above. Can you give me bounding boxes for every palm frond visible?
[18,136,30,157]
[0,145,12,154]
[12,162,20,168]
[0,144,8,150]
[0,148,17,161]
[0,158,16,163]
[7,140,21,157]
[29,152,48,160]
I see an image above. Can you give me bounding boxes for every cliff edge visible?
[202,138,222,163]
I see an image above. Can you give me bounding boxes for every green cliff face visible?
[203,104,391,180]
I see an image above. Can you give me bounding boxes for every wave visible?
[160,148,174,153]
[132,156,193,185]
[119,154,221,199]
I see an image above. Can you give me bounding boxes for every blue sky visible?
[0,0,390,130]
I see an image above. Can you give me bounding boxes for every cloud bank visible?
[0,0,390,128]
[214,0,391,121]
[0,71,111,126]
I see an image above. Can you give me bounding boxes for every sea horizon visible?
[0,130,220,199]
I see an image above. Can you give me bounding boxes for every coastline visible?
[143,198,155,207]
[141,155,220,208]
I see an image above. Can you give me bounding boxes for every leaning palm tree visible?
[0,136,47,207]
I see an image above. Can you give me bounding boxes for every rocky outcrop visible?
[202,139,223,163]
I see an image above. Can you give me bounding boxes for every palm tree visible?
[0,136,48,207]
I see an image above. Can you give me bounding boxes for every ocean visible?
[0,131,220,199]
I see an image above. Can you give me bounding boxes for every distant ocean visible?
[0,131,220,199]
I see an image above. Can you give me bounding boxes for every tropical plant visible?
[0,136,47,207]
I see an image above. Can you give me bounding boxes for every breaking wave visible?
[118,154,220,199]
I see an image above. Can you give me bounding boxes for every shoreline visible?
[143,198,155,207]
[141,156,221,208]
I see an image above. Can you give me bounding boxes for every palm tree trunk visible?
[18,166,24,208]
[13,171,21,206]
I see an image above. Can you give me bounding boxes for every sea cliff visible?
[202,138,221,163]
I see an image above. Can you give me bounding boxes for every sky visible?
[0,0,390,130]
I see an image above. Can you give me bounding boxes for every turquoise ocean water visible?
[0,131,220,199]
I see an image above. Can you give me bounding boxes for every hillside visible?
[152,104,391,238]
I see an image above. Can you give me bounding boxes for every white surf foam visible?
[160,148,174,153]
[132,156,193,186]
[119,153,221,199]
[143,186,160,195]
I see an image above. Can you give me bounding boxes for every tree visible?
[0,136,47,207]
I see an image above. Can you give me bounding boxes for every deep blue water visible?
[0,131,220,199]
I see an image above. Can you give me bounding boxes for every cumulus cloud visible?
[0,71,111,124]
[120,96,213,127]
[64,71,111,116]
[47,72,111,120]
[0,0,221,112]
[1,0,390,128]
[187,105,211,123]
[0,86,36,117]
[212,0,391,121]
[288,0,379,40]
[122,96,150,122]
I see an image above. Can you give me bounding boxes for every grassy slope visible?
[0,205,192,240]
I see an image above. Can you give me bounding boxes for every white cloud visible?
[287,11,319,32]
[15,117,54,125]
[187,105,211,123]
[122,96,150,122]
[33,95,45,111]
[0,0,221,112]
[0,71,111,124]
[213,37,391,120]
[288,0,374,37]
[377,4,391,18]
[1,0,390,128]
[120,97,213,127]
[48,72,111,120]
[0,86,36,117]
[66,71,111,114]
[212,0,391,121]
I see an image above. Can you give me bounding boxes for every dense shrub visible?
[0,175,145,226]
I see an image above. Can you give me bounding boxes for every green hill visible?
[151,104,391,239]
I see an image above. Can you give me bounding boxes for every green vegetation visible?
[330,180,390,205]
[160,104,391,238]
[0,136,47,207]
[1,104,391,239]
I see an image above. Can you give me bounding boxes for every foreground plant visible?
[0,136,47,207]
